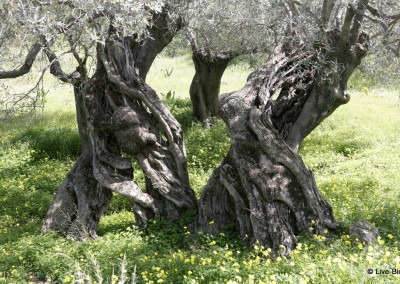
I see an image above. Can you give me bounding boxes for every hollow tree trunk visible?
[189,51,236,124]
[198,25,369,255]
[42,8,190,239]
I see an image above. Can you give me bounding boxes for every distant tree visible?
[187,35,238,125]
[1,0,399,254]
[183,0,279,124]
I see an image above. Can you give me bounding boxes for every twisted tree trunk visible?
[197,48,338,255]
[198,24,369,255]
[189,50,237,124]
[42,8,191,239]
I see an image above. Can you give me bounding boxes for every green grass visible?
[0,56,400,283]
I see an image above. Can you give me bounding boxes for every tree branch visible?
[367,4,400,22]
[0,43,42,79]
[349,0,369,46]
[337,4,355,49]
[92,152,158,212]
[322,0,336,26]
[187,29,199,52]
[333,0,347,29]
[43,47,76,84]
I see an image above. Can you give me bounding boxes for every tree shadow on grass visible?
[1,112,80,160]
[10,126,80,160]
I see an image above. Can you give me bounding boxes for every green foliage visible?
[161,90,194,130]
[161,33,191,58]
[229,53,269,69]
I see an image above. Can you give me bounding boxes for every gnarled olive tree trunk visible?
[189,50,237,124]
[198,16,369,254]
[42,9,192,239]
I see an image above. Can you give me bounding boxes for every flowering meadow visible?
[0,57,399,283]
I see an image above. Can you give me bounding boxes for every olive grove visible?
[0,0,399,255]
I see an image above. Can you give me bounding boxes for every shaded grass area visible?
[0,57,399,283]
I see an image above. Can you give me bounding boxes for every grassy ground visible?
[0,56,399,283]
[147,55,250,99]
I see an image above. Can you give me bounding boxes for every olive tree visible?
[1,0,197,239]
[196,0,400,254]
[1,0,399,254]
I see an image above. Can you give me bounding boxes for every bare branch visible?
[349,0,369,46]
[64,34,90,80]
[92,153,158,211]
[322,0,336,26]
[337,4,355,49]
[333,0,347,29]
[43,48,76,84]
[187,29,199,51]
[0,43,42,79]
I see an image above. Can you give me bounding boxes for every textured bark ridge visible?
[189,50,237,124]
[198,25,369,254]
[41,79,111,239]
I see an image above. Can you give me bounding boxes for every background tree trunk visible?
[189,50,236,124]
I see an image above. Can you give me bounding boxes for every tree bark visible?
[42,70,115,239]
[198,24,369,255]
[273,30,369,152]
[96,35,197,225]
[189,50,236,124]
[41,148,113,239]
